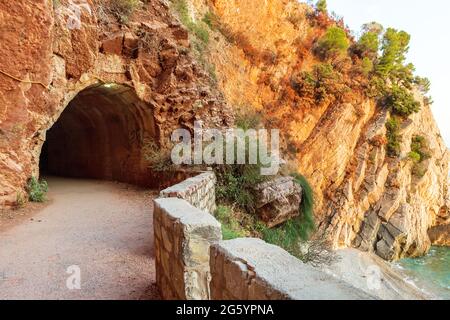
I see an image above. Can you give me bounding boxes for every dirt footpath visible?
[0,177,159,300]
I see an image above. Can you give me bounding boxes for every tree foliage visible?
[315,26,350,59]
[316,0,327,14]
[385,84,420,116]
[352,31,379,59]
[376,28,411,79]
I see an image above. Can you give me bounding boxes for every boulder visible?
[253,177,302,227]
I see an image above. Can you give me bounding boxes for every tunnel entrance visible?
[40,83,157,186]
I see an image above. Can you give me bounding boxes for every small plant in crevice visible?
[386,116,402,157]
[142,138,175,172]
[315,0,328,14]
[171,0,210,44]
[202,11,218,30]
[409,135,431,178]
[214,205,247,240]
[108,0,142,24]
[27,177,48,203]
[214,162,268,214]
[15,192,26,208]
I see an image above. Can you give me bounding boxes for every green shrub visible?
[27,177,48,203]
[376,28,411,79]
[408,151,421,162]
[215,163,267,213]
[385,84,420,116]
[315,26,350,59]
[172,0,210,44]
[410,135,431,162]
[202,11,218,29]
[291,173,316,241]
[386,117,402,157]
[414,76,431,94]
[361,57,374,76]
[215,206,247,240]
[352,31,380,59]
[109,0,141,24]
[191,23,210,43]
[316,0,328,14]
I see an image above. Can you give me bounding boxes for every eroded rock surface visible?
[0,0,232,206]
[191,0,449,260]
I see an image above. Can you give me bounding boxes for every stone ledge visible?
[210,238,374,300]
[159,171,216,214]
[154,198,222,300]
[154,198,220,231]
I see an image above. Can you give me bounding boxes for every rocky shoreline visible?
[320,249,442,300]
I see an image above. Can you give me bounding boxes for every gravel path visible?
[0,177,159,300]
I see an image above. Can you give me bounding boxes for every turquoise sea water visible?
[396,246,450,300]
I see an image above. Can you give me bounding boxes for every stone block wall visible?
[154,172,372,301]
[153,198,222,300]
[160,171,216,214]
[210,238,373,300]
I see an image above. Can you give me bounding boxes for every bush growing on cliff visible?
[385,84,420,116]
[360,57,374,76]
[408,151,421,163]
[351,30,380,60]
[291,62,349,105]
[410,135,431,162]
[413,76,431,94]
[291,173,315,241]
[315,0,328,14]
[376,28,411,80]
[214,206,247,240]
[213,111,269,213]
[315,26,350,59]
[171,0,210,44]
[409,136,431,178]
[386,117,402,157]
[109,0,142,24]
[27,177,48,203]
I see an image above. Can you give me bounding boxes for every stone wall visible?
[153,197,221,300]
[154,172,374,300]
[209,238,373,300]
[160,171,216,214]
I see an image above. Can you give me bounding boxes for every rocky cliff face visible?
[189,0,449,260]
[0,0,232,206]
[0,0,448,261]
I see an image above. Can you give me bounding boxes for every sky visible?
[306,0,449,147]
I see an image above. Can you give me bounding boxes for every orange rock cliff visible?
[0,0,448,261]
